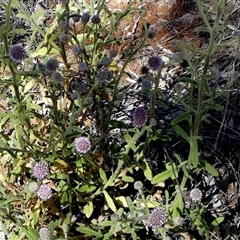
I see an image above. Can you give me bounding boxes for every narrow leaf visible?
[99,168,107,184]
[83,201,94,218]
[179,77,198,85]
[172,125,189,141]
[171,112,193,125]
[209,217,224,229]
[172,193,183,220]
[151,169,173,185]
[103,190,117,212]
[199,160,219,177]
[76,226,102,237]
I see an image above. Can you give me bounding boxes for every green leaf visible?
[209,217,224,229]
[121,176,134,182]
[194,26,211,33]
[124,133,132,142]
[171,112,193,125]
[83,201,94,218]
[103,190,117,212]
[24,79,36,93]
[20,226,39,240]
[142,158,153,180]
[9,28,27,35]
[204,102,224,111]
[203,79,211,95]
[76,226,102,237]
[110,120,128,128]
[10,166,21,174]
[179,77,198,85]
[126,196,134,215]
[151,169,175,185]
[172,125,189,141]
[99,168,107,184]
[199,160,219,177]
[16,12,27,19]
[188,138,199,168]
[156,133,172,141]
[172,192,183,220]
[31,47,48,57]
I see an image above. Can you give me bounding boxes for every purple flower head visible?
[59,33,70,43]
[91,15,101,24]
[39,227,51,240]
[78,62,88,72]
[148,55,163,71]
[59,20,69,31]
[33,162,48,180]
[190,188,202,202]
[81,12,90,25]
[37,184,52,201]
[51,71,62,84]
[75,137,91,154]
[102,57,111,66]
[9,45,27,63]
[132,106,148,128]
[45,58,59,72]
[72,46,81,55]
[109,49,117,58]
[96,70,109,82]
[147,207,167,228]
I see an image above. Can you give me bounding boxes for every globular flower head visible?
[109,49,117,58]
[37,184,52,201]
[132,106,148,128]
[190,188,202,202]
[91,15,101,24]
[81,12,90,25]
[33,162,49,180]
[147,207,167,228]
[172,51,184,63]
[72,46,81,55]
[147,25,156,39]
[141,77,152,89]
[45,58,59,72]
[75,137,91,154]
[148,55,163,71]
[96,70,109,83]
[59,20,69,31]
[102,57,111,66]
[134,181,143,190]
[59,33,70,43]
[28,181,39,193]
[174,216,184,226]
[78,62,88,72]
[9,45,27,63]
[39,227,51,240]
[52,71,63,84]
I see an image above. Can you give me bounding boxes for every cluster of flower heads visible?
[28,162,53,201]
